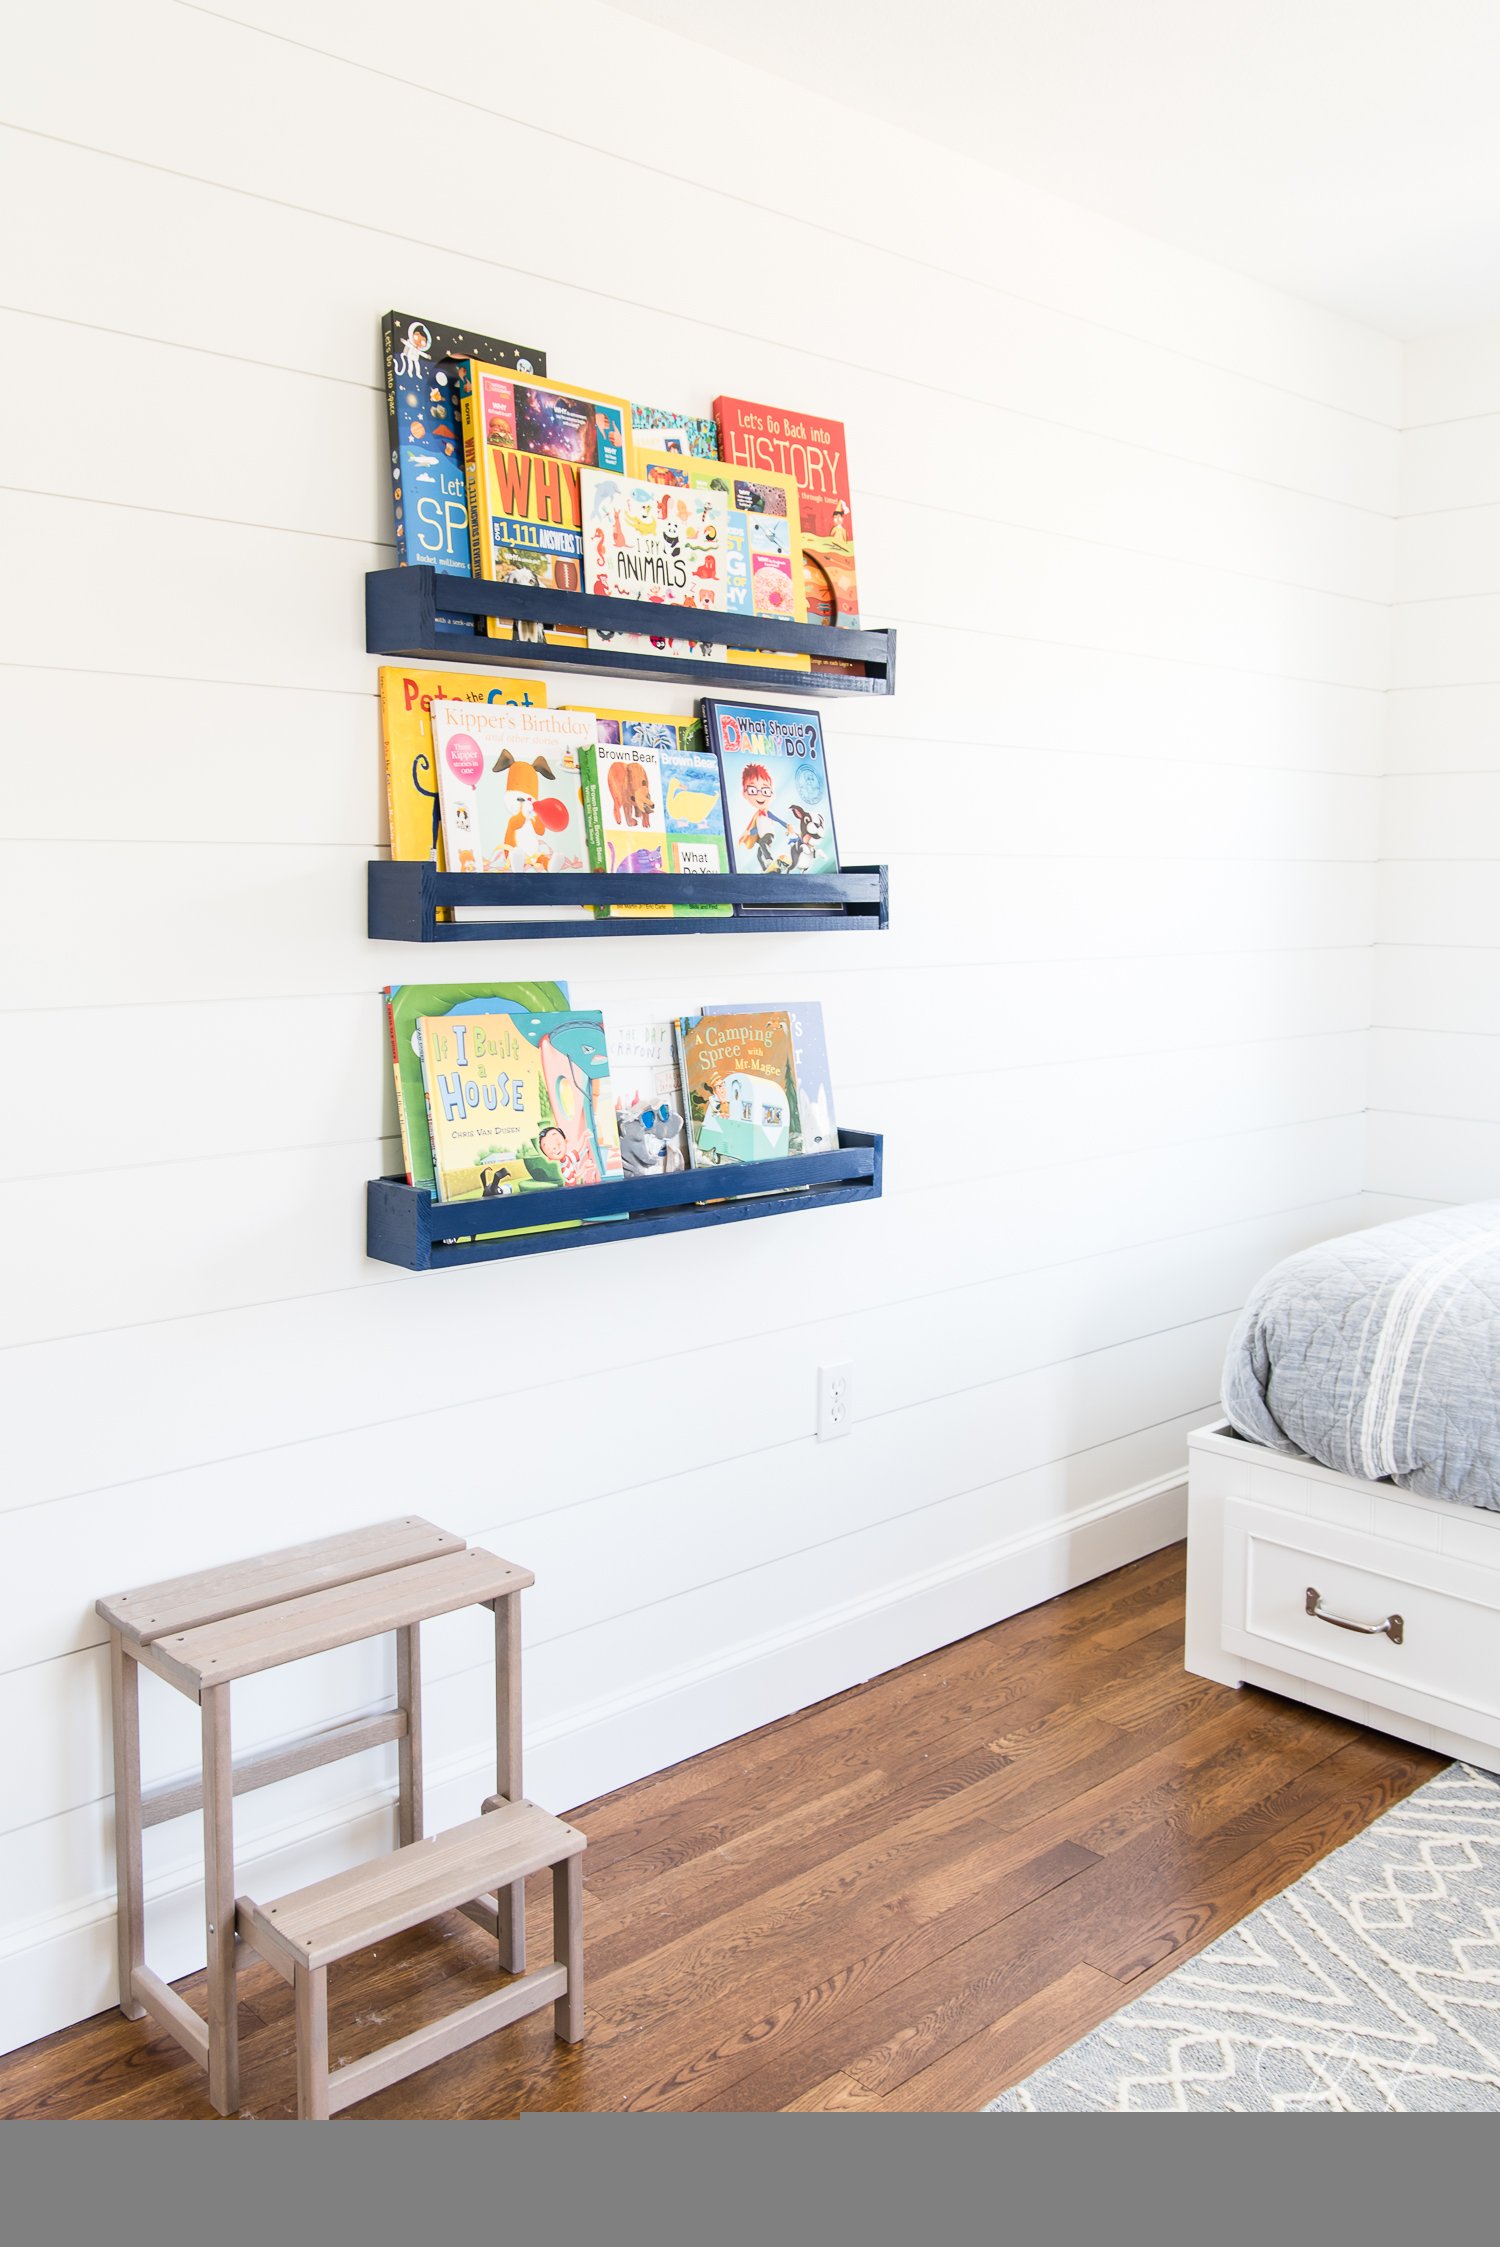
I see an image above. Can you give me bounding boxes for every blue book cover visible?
[383,313,547,632]
[701,700,838,878]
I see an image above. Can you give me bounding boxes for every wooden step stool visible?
[98,1516,583,2118]
[238,1800,584,2118]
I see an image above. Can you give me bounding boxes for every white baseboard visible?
[0,1469,1185,2061]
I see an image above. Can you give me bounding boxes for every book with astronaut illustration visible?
[382,314,546,634]
[674,1009,800,1167]
[430,701,592,922]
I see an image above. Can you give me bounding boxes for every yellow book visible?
[417,1010,544,1204]
[379,664,546,867]
[458,360,634,648]
[633,447,811,673]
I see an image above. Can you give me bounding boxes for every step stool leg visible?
[494,1590,525,1975]
[396,1622,423,1846]
[294,1964,330,2120]
[108,1634,146,2021]
[552,1853,584,2044]
[201,1684,240,2115]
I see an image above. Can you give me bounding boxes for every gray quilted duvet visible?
[1223,1201,1500,1510]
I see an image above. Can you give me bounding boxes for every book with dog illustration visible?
[702,998,838,1155]
[382,314,546,589]
[385,979,570,1191]
[713,395,859,631]
[634,447,809,673]
[606,1019,688,1177]
[431,701,592,922]
[674,1010,800,1167]
[580,465,730,664]
[702,701,839,882]
[379,665,547,874]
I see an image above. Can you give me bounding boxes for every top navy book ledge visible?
[366,568,896,696]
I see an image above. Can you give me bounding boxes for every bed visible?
[1185,1203,1500,1773]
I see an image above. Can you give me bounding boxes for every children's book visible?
[702,701,839,883]
[385,979,569,1191]
[383,314,546,575]
[431,702,592,921]
[660,736,733,917]
[713,395,860,631]
[702,998,838,1154]
[635,447,809,674]
[418,1009,546,1203]
[379,666,547,875]
[674,1011,800,1167]
[516,1009,624,1186]
[606,1020,688,1177]
[579,725,670,919]
[580,466,729,664]
[459,370,587,649]
[630,403,720,459]
[415,1003,621,1201]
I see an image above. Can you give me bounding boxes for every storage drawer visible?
[1221,1496,1500,1742]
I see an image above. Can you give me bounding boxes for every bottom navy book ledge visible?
[367,1130,882,1270]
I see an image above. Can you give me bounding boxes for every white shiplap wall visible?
[0,0,1398,2051]
[1374,321,1500,1203]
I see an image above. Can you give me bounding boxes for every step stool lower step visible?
[237,1799,586,2117]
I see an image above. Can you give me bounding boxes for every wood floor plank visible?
[0,1536,1445,2118]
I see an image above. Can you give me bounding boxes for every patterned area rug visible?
[988,1763,1500,2112]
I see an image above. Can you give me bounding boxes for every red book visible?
[712,396,860,629]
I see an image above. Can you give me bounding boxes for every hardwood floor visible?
[0,1538,1443,2117]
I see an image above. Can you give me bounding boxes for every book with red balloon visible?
[430,701,593,923]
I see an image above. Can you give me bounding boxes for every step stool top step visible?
[140,1547,534,1695]
[96,1517,464,1645]
[238,1801,585,1971]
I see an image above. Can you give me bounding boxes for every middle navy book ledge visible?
[366,567,897,696]
[368,860,889,941]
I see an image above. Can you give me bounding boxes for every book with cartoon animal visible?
[383,315,546,634]
[635,448,809,674]
[580,466,730,665]
[702,700,839,887]
[416,1003,622,1205]
[378,666,547,878]
[431,701,592,922]
[702,998,838,1155]
[713,395,860,633]
[674,1010,800,1167]
[606,1020,688,1177]
[578,716,671,920]
[630,403,720,459]
[385,978,570,1190]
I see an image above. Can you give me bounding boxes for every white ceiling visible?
[612,0,1500,339]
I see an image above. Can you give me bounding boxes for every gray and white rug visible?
[988,1762,1500,2112]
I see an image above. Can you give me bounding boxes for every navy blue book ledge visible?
[367,1130,882,1270]
[366,568,896,696]
[368,859,888,941]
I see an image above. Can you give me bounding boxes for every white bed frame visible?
[1186,1421,1500,1773]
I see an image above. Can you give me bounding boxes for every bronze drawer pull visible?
[1305,1586,1404,1644]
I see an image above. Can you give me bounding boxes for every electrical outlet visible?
[817,1361,853,1441]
